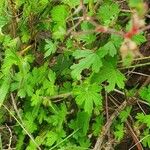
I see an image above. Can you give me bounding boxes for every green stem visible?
[48,92,73,100]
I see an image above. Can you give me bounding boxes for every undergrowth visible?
[0,0,150,150]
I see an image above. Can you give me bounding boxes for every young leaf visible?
[92,115,104,136]
[114,124,124,141]
[23,112,37,134]
[71,50,102,80]
[77,21,96,44]
[69,111,90,136]
[51,5,69,40]
[98,41,117,57]
[51,5,69,23]
[0,77,10,107]
[141,129,150,148]
[132,33,147,45]
[73,82,102,114]
[136,113,150,128]
[119,106,132,122]
[139,86,150,103]
[92,60,126,92]
[98,2,120,26]
[44,40,57,58]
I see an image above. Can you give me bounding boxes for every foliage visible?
[0,0,149,149]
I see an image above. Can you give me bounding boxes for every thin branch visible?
[126,120,143,150]
[109,96,143,150]
[5,124,12,149]
[0,134,3,150]
[47,92,72,100]
[129,134,150,150]
[119,62,150,70]
[127,71,150,77]
[11,93,24,123]
[105,92,111,140]
[93,100,127,150]
[2,104,41,150]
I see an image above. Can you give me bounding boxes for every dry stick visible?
[127,71,150,77]
[93,100,127,150]
[86,17,124,37]
[2,104,41,150]
[109,96,143,150]
[139,24,150,32]
[110,98,142,150]
[66,17,84,36]
[94,75,150,150]
[94,0,102,11]
[0,134,2,150]
[129,135,150,150]
[5,124,13,149]
[105,92,111,141]
[19,45,32,56]
[137,101,146,115]
[11,93,24,123]
[8,0,18,37]
[126,120,143,150]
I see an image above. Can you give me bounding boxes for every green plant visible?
[0,0,150,149]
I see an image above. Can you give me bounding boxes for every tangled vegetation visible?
[0,0,150,149]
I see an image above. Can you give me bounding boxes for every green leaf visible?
[51,5,69,40]
[31,90,42,106]
[48,103,67,130]
[114,124,124,141]
[92,115,103,136]
[141,129,150,148]
[23,112,37,133]
[78,21,96,44]
[1,49,20,75]
[98,41,117,57]
[98,2,120,26]
[62,0,92,8]
[71,50,102,80]
[139,86,150,103]
[132,33,147,45]
[45,131,58,147]
[44,40,57,58]
[69,111,90,136]
[73,82,102,114]
[51,5,69,23]
[0,77,10,107]
[129,0,145,16]
[136,113,150,128]
[52,26,66,40]
[92,60,126,92]
[119,106,132,122]
[111,34,123,48]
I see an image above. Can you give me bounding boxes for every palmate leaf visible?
[92,60,126,92]
[71,50,102,80]
[114,124,124,141]
[51,5,69,23]
[78,21,96,44]
[139,85,150,103]
[98,41,117,57]
[73,82,102,114]
[44,40,57,58]
[69,111,90,138]
[141,129,150,148]
[136,113,150,128]
[98,2,120,26]
[51,5,69,40]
